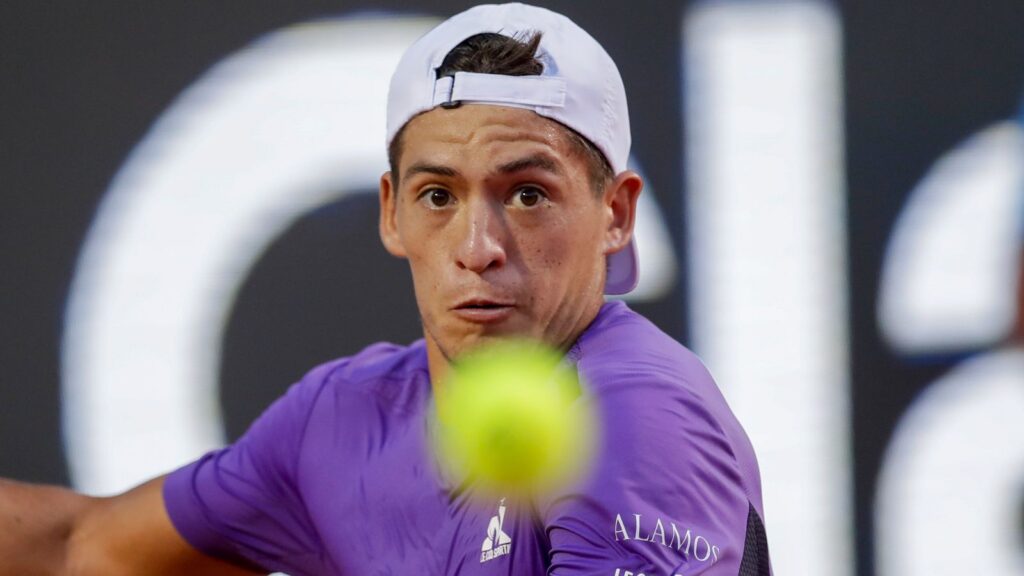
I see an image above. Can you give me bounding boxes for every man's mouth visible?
[451,299,515,323]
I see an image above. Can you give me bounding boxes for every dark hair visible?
[388,32,614,193]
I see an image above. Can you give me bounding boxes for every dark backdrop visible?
[2,2,1023,574]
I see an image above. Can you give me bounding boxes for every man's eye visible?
[514,187,545,207]
[422,189,453,208]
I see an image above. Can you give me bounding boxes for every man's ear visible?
[379,172,407,258]
[603,170,643,255]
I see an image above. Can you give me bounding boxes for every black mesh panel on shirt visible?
[738,502,771,576]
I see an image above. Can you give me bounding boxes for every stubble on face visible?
[383,105,618,378]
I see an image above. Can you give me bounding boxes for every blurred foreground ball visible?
[434,340,596,496]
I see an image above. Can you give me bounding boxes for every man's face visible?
[379,104,639,369]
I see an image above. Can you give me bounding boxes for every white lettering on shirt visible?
[612,513,720,563]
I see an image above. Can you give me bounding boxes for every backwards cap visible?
[385,2,638,295]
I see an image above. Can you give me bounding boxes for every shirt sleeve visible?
[162,361,340,575]
[541,374,758,576]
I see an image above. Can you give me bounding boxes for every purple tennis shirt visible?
[163,301,770,575]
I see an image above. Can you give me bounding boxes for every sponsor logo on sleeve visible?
[613,513,720,564]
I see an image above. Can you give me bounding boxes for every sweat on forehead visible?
[404,107,557,164]
[392,104,603,193]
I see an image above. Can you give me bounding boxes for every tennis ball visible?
[434,340,596,497]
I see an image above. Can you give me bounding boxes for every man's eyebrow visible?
[403,162,459,180]
[496,154,562,176]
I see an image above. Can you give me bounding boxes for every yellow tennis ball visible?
[434,340,595,497]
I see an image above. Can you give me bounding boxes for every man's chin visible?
[445,327,540,359]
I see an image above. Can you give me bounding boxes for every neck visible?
[425,337,451,392]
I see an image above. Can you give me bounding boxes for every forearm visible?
[0,478,96,576]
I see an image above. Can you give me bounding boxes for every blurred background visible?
[2,1,1023,575]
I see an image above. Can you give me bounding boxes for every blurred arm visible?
[0,476,264,576]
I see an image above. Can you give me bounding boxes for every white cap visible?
[385,3,638,295]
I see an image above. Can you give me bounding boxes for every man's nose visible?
[455,200,508,274]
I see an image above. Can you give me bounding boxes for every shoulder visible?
[544,304,766,573]
[236,340,429,452]
[574,301,762,502]
[292,340,430,406]
[573,301,717,398]
[291,340,431,439]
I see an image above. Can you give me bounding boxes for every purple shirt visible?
[164,301,770,575]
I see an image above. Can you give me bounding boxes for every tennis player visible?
[0,4,771,575]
